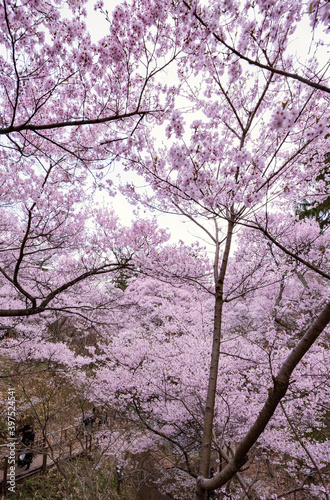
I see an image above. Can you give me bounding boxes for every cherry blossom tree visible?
[179,0,330,94]
[87,227,329,498]
[0,0,184,327]
[0,0,180,164]
[1,0,329,499]
[114,1,330,498]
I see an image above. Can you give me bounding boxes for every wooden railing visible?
[0,423,95,497]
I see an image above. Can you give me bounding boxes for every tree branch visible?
[256,224,330,280]
[182,1,330,94]
[0,261,134,317]
[197,299,330,492]
[0,110,157,135]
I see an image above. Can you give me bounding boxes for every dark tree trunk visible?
[195,299,330,498]
[194,218,234,500]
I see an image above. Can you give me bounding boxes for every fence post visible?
[42,449,47,473]
[2,456,8,497]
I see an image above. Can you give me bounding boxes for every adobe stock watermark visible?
[7,388,16,494]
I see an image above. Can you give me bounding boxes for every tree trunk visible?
[194,218,234,500]
[195,299,330,496]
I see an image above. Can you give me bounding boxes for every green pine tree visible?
[297,149,330,230]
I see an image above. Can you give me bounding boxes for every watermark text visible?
[7,388,16,493]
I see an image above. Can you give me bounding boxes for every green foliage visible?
[297,151,330,230]
[9,469,65,500]
[112,252,136,291]
[10,456,134,500]
[113,268,131,291]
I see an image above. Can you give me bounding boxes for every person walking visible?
[20,424,35,471]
